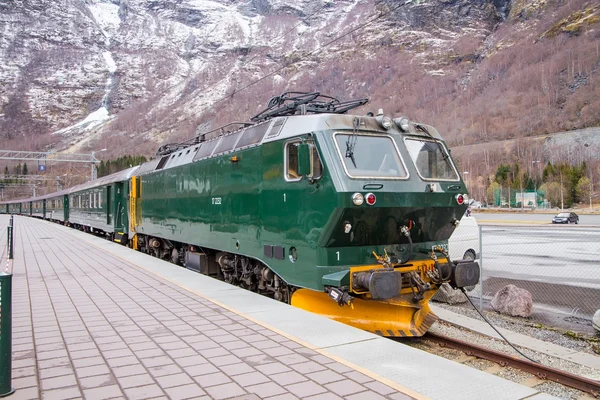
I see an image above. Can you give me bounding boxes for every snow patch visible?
[88,2,121,45]
[53,107,111,137]
[427,69,446,76]
[102,51,117,73]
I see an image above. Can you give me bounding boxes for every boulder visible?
[432,283,467,304]
[593,310,600,334]
[491,284,533,317]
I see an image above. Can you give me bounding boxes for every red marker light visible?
[365,193,376,206]
[456,194,464,205]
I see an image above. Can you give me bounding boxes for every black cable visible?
[399,233,413,264]
[460,288,539,364]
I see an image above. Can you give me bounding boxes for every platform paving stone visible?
[4,215,416,400]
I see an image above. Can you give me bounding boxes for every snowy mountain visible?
[0,0,598,159]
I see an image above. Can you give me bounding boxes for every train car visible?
[7,201,22,215]
[69,167,138,243]
[31,199,44,218]
[22,200,32,216]
[39,189,70,224]
[128,92,479,337]
[2,200,20,214]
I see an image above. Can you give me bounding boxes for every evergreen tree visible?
[23,163,28,175]
[97,155,148,178]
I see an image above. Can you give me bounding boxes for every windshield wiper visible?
[416,124,450,161]
[438,142,449,161]
[345,138,357,168]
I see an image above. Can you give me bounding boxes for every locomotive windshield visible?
[404,138,459,181]
[334,133,408,179]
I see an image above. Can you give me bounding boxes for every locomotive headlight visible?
[365,193,376,206]
[376,115,393,130]
[352,193,364,206]
[456,194,465,205]
[394,116,410,132]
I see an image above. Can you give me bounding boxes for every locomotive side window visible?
[285,140,323,181]
[404,138,459,181]
[333,133,408,179]
[285,141,302,181]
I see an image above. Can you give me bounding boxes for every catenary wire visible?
[114,0,407,155]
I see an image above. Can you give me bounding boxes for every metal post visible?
[0,273,14,397]
[91,151,96,181]
[9,217,13,259]
[479,224,483,311]
[6,227,12,261]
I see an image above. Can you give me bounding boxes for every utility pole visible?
[533,160,541,208]
[590,167,594,212]
[91,152,97,181]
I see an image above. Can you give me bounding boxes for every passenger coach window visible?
[334,134,407,179]
[404,138,459,181]
[285,140,323,181]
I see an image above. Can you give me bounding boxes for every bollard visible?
[6,227,12,261]
[0,273,14,397]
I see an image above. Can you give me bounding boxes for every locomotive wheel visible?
[171,248,180,265]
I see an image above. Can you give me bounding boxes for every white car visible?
[448,216,480,261]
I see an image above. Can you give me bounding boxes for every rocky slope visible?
[0,0,598,160]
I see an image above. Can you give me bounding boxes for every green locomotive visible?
[1,92,479,337]
[129,92,479,336]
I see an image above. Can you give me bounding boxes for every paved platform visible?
[1,215,557,400]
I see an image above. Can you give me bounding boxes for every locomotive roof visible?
[135,113,445,175]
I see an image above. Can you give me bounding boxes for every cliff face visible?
[0,0,598,157]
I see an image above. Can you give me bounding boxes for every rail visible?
[424,332,600,396]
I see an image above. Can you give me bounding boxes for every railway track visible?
[418,332,600,397]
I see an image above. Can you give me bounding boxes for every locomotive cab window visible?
[404,138,459,181]
[334,133,408,179]
[285,140,323,181]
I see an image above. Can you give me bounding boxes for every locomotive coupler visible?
[407,271,430,302]
[326,287,354,308]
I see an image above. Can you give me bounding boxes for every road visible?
[473,212,600,225]
[468,213,600,318]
